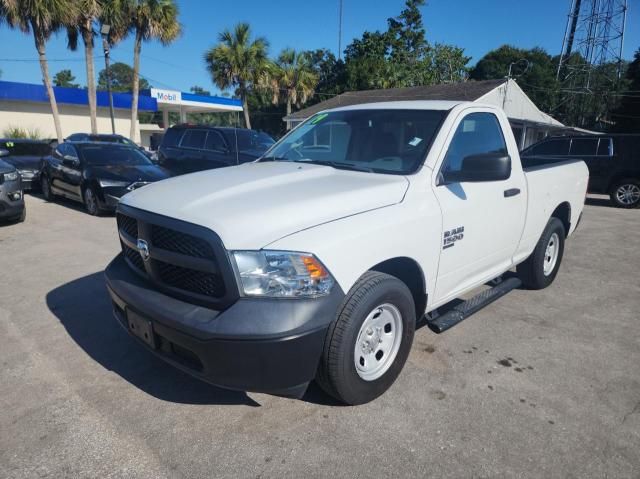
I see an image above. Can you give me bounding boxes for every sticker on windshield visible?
[310,113,329,125]
[408,137,422,147]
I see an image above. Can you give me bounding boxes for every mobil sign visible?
[151,88,182,105]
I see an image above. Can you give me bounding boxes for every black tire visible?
[316,271,415,405]
[83,186,101,216]
[41,174,54,201]
[16,207,26,223]
[517,217,565,290]
[609,178,640,209]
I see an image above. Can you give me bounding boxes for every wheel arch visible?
[369,256,427,319]
[607,172,640,192]
[551,202,571,238]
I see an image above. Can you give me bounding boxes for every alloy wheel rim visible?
[354,303,403,381]
[616,184,640,205]
[86,189,97,214]
[543,232,560,276]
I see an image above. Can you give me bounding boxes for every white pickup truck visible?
[105,101,589,405]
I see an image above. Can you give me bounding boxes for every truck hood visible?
[121,161,409,249]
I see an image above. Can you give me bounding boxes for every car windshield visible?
[261,109,446,174]
[233,130,275,153]
[90,135,136,146]
[79,145,152,166]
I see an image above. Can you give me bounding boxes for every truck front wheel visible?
[317,271,415,405]
[517,217,565,290]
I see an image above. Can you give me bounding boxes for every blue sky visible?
[0,0,638,95]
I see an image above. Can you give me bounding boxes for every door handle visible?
[504,188,521,198]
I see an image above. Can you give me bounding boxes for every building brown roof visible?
[284,79,507,121]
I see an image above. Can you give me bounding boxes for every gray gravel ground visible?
[1,193,639,478]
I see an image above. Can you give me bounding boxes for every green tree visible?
[269,49,318,117]
[429,44,470,84]
[307,48,346,100]
[97,62,150,92]
[127,0,181,140]
[612,48,640,132]
[190,85,210,96]
[66,0,100,133]
[2,0,80,142]
[470,45,558,113]
[343,0,469,90]
[204,22,270,129]
[53,69,79,88]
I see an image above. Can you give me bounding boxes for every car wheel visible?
[316,271,415,405]
[609,179,640,208]
[16,207,26,223]
[83,186,101,216]
[41,175,54,201]
[517,217,565,290]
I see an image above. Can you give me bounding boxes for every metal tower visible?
[556,0,628,126]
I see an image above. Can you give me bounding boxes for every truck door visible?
[432,110,527,303]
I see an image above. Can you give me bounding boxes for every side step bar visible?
[426,277,522,334]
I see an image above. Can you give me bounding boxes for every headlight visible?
[98,179,130,188]
[4,171,18,181]
[231,250,335,298]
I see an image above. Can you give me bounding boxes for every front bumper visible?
[104,253,344,396]
[0,184,24,220]
[18,171,39,191]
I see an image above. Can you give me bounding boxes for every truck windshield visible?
[262,109,446,174]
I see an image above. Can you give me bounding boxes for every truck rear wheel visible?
[517,217,565,290]
[316,271,415,405]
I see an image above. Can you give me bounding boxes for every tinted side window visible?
[442,112,507,174]
[529,139,570,156]
[597,138,612,156]
[569,138,598,156]
[180,130,207,149]
[204,131,227,152]
[162,128,184,147]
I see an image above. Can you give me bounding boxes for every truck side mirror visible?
[442,153,511,184]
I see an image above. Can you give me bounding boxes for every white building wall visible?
[0,100,140,142]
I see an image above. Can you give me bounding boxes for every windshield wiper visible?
[259,156,289,162]
[298,159,374,173]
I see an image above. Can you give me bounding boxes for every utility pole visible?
[101,24,116,134]
[338,0,343,60]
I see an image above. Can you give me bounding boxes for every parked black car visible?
[521,134,640,208]
[66,133,157,161]
[157,125,275,175]
[40,142,171,215]
[0,154,25,223]
[0,138,53,190]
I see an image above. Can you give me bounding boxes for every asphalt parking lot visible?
[1,193,639,478]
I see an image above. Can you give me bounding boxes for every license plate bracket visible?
[127,310,157,349]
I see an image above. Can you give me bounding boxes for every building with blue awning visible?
[0,80,242,146]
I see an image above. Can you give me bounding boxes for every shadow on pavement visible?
[46,271,262,407]
[585,196,613,208]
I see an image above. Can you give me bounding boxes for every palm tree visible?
[2,0,80,142]
[127,0,181,141]
[66,0,101,133]
[270,49,318,117]
[205,23,269,129]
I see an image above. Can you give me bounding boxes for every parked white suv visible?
[105,101,589,404]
